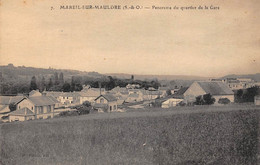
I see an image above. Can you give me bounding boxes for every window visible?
[110,106,112,111]
[32,107,33,110]
[100,98,104,103]
[114,105,116,110]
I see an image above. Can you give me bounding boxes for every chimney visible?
[99,82,101,96]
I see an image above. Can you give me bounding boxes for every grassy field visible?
[0,105,259,165]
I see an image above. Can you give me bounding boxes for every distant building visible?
[221,78,256,90]
[126,84,140,89]
[94,94,118,112]
[184,81,234,104]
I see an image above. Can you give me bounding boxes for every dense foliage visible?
[235,86,260,103]
[195,94,216,105]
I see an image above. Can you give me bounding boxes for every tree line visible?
[1,73,161,95]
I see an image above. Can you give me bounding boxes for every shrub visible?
[151,100,162,107]
[177,101,186,106]
[218,98,231,105]
[9,102,16,111]
[195,94,215,105]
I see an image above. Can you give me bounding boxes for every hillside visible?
[0,64,104,81]
[106,73,211,81]
[221,73,260,82]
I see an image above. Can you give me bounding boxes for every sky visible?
[0,0,259,77]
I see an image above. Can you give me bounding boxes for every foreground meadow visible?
[0,105,259,165]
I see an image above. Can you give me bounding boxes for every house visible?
[9,107,35,122]
[255,95,260,105]
[173,87,189,99]
[0,96,25,114]
[158,87,177,97]
[79,88,106,104]
[12,96,56,121]
[126,84,140,89]
[94,94,118,112]
[183,81,234,104]
[29,90,42,97]
[125,93,143,103]
[58,92,81,106]
[222,78,256,90]
[141,90,162,100]
[47,96,63,108]
[162,98,183,108]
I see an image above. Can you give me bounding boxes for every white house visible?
[79,88,106,104]
[162,98,183,108]
[94,94,118,112]
[10,96,56,122]
[183,81,234,105]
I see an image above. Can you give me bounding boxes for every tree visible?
[131,75,134,80]
[166,89,172,96]
[107,76,116,90]
[242,86,259,102]
[203,93,215,105]
[83,101,91,107]
[48,78,53,90]
[71,76,75,91]
[59,72,64,85]
[9,102,16,112]
[30,76,37,90]
[218,98,231,105]
[195,94,215,105]
[62,82,71,92]
[195,95,204,105]
[54,72,59,85]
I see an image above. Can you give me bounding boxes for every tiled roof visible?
[111,87,128,93]
[0,96,25,105]
[29,90,42,97]
[128,93,139,98]
[9,107,34,116]
[47,96,60,103]
[158,87,170,91]
[61,92,81,97]
[175,87,189,95]
[95,94,117,102]
[197,81,234,95]
[28,96,56,106]
[43,91,63,98]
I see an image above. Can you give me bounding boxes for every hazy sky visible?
[0,0,259,77]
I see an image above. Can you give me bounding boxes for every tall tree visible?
[71,76,75,91]
[54,72,59,85]
[30,76,37,90]
[40,76,46,91]
[59,72,64,85]
[48,78,53,90]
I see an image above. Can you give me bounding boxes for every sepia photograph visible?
[0,0,259,164]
